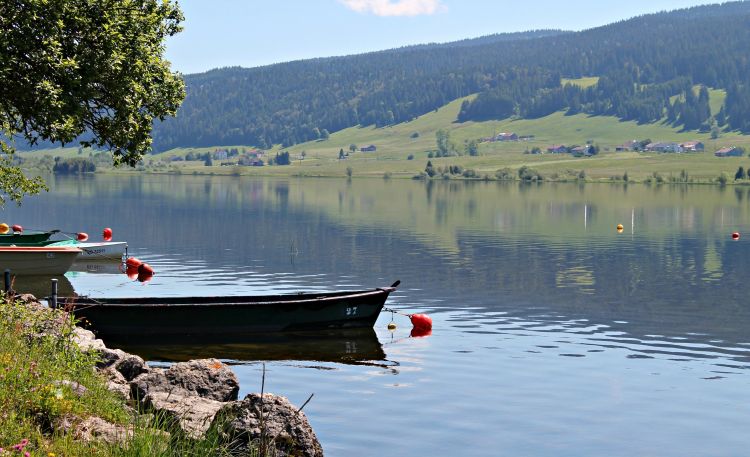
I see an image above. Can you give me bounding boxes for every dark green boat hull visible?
[64,286,396,339]
[0,230,58,246]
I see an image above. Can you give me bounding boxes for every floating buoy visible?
[125,257,142,268]
[76,232,89,241]
[102,227,113,241]
[616,224,624,231]
[387,322,397,331]
[0,223,9,234]
[137,263,154,283]
[410,327,432,338]
[410,313,433,331]
[732,232,740,240]
[11,224,23,233]
[125,265,139,280]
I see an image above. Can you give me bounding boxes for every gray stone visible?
[212,393,323,457]
[96,347,126,369]
[131,359,238,402]
[100,367,131,401]
[115,353,148,381]
[144,390,225,438]
[72,327,106,352]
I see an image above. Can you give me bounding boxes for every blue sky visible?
[166,0,715,74]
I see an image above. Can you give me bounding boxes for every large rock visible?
[96,348,148,381]
[55,415,132,445]
[72,327,107,352]
[130,359,239,438]
[100,367,131,401]
[144,390,225,438]
[212,393,323,457]
[131,359,238,402]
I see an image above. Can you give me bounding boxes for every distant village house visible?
[495,132,518,142]
[547,144,567,154]
[679,141,705,152]
[714,147,744,157]
[645,142,683,153]
[360,145,377,152]
[616,140,640,152]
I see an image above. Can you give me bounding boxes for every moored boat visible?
[0,230,59,245]
[0,246,82,275]
[48,240,127,260]
[59,281,400,338]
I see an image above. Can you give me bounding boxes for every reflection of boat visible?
[10,274,75,298]
[0,230,59,245]
[0,246,81,275]
[102,328,386,364]
[62,282,400,338]
[68,259,125,274]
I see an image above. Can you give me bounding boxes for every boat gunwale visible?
[61,287,397,308]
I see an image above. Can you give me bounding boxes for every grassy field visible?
[19,91,750,182]
[561,76,600,88]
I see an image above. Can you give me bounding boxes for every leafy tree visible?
[321,129,330,140]
[339,148,345,160]
[735,166,746,181]
[349,144,357,153]
[0,0,184,205]
[465,140,479,157]
[204,155,213,166]
[435,129,450,157]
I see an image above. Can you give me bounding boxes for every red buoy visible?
[410,327,432,338]
[102,227,113,241]
[137,263,154,283]
[125,257,142,269]
[732,232,741,240]
[125,265,139,280]
[77,232,89,241]
[11,224,23,233]
[410,313,433,331]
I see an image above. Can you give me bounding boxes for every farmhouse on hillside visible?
[645,142,683,153]
[616,140,640,152]
[714,147,744,157]
[495,132,518,142]
[547,144,567,154]
[360,145,377,152]
[679,141,705,152]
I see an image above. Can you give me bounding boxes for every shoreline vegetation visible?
[0,294,319,457]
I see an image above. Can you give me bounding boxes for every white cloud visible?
[339,0,446,17]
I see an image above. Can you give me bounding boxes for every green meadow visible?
[20,92,750,183]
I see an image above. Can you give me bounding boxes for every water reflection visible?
[5,175,750,456]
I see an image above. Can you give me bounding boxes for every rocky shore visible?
[21,295,324,457]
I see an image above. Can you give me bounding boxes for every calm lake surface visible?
[6,175,750,456]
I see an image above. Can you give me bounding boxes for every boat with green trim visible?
[0,230,59,245]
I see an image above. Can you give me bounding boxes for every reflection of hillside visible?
[45,175,750,254]
[8,175,750,365]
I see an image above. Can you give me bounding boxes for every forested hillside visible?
[149,2,750,150]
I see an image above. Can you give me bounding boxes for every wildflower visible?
[24,453,30,457]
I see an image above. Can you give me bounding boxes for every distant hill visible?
[95,4,750,150]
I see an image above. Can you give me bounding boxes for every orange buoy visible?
[732,232,740,240]
[125,265,139,280]
[137,263,154,283]
[102,227,113,241]
[77,232,89,241]
[125,257,142,268]
[11,224,23,233]
[0,223,9,234]
[410,313,433,331]
[616,224,624,231]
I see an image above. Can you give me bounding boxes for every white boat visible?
[75,241,127,260]
[0,246,81,275]
[48,241,127,260]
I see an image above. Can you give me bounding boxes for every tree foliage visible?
[0,0,184,204]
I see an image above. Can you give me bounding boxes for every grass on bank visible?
[0,295,258,457]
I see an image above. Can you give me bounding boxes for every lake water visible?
[5,175,750,456]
